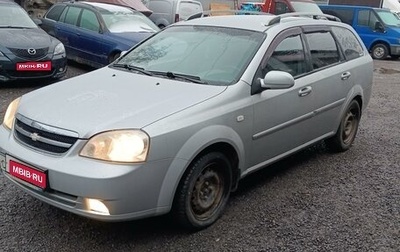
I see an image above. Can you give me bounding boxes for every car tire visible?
[326,100,361,152]
[371,43,389,60]
[174,152,232,231]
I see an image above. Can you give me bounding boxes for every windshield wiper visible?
[111,63,153,76]
[151,71,207,84]
[0,26,31,29]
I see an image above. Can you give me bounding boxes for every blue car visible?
[40,1,160,68]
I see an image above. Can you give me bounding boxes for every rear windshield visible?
[291,2,323,14]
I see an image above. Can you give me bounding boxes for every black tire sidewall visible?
[175,152,232,230]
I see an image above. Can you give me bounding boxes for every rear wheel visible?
[326,100,361,152]
[174,152,232,230]
[371,43,388,60]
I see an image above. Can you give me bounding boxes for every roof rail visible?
[278,12,341,22]
[187,10,270,21]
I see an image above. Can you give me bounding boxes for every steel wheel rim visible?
[374,47,384,58]
[342,110,358,145]
[190,163,225,220]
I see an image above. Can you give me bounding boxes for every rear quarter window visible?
[331,26,364,60]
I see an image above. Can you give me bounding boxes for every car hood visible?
[0,28,53,49]
[18,67,226,138]
[112,31,155,45]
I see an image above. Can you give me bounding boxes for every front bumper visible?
[0,54,67,82]
[0,125,174,221]
[390,45,400,56]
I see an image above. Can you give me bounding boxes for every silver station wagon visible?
[0,13,373,230]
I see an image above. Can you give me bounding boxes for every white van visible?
[144,0,203,28]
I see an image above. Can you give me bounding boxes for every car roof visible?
[319,4,381,11]
[177,14,343,33]
[63,0,135,12]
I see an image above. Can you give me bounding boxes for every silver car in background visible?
[0,13,373,230]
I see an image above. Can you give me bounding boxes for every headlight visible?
[80,130,149,163]
[54,43,65,56]
[3,97,21,130]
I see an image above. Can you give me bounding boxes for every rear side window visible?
[331,26,364,60]
[46,5,65,21]
[275,2,290,15]
[305,31,340,70]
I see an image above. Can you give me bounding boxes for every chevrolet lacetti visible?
[0,13,373,230]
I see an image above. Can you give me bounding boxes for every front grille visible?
[8,47,49,60]
[14,116,79,154]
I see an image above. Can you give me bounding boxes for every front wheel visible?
[326,100,361,152]
[173,152,232,230]
[371,43,389,60]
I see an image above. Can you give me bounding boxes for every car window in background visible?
[358,10,378,28]
[45,4,66,21]
[291,2,323,14]
[332,26,363,60]
[118,26,265,85]
[306,31,340,70]
[275,2,290,15]
[376,9,400,26]
[0,4,37,27]
[80,9,100,32]
[63,6,81,25]
[100,7,159,33]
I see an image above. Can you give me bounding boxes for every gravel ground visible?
[0,60,399,251]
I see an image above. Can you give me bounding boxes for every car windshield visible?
[376,10,400,27]
[100,7,159,33]
[291,2,323,14]
[116,25,265,85]
[0,4,37,28]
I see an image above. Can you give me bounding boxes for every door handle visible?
[298,86,312,97]
[341,71,351,80]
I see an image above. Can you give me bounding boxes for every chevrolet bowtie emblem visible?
[30,132,40,141]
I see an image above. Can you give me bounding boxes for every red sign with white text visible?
[9,159,47,189]
[16,61,52,71]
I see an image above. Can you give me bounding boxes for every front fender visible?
[156,125,246,209]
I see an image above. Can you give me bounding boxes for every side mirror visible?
[374,21,384,32]
[32,18,42,26]
[260,70,295,90]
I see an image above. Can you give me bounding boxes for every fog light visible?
[58,67,64,72]
[86,198,110,215]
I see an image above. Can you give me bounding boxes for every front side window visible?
[116,26,265,86]
[306,31,340,70]
[80,9,100,32]
[63,6,81,26]
[358,10,378,29]
[332,26,364,60]
[264,34,306,77]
